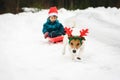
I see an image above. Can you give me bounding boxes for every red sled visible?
[48,36,64,43]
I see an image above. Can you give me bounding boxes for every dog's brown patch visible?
[69,39,81,49]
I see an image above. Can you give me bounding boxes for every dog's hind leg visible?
[62,35,68,55]
[62,45,66,55]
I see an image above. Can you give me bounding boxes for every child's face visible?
[49,16,57,22]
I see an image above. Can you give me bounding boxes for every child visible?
[42,7,65,38]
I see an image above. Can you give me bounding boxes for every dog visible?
[62,27,88,61]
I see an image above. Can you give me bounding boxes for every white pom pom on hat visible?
[48,6,58,17]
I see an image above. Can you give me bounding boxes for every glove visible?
[44,32,49,38]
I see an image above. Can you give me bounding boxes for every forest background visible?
[0,0,120,14]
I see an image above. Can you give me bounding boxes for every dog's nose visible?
[73,50,76,53]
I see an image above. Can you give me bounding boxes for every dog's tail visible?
[72,20,76,28]
[64,17,76,28]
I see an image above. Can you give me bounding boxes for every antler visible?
[80,29,89,37]
[64,27,73,37]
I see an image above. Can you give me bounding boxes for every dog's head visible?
[64,27,88,53]
[68,36,85,53]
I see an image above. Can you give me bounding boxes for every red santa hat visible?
[48,6,58,17]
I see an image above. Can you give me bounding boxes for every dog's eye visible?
[77,43,80,46]
[70,42,73,45]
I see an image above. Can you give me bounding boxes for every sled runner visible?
[48,35,64,43]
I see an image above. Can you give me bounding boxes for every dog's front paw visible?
[77,57,81,60]
[62,51,65,55]
[74,57,81,62]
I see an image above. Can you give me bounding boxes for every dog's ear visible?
[78,37,86,45]
[81,37,86,41]
[68,37,70,39]
[68,36,71,40]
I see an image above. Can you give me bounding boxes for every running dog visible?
[62,27,88,61]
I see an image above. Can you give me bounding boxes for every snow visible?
[0,7,120,80]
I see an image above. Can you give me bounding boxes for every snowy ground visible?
[0,7,120,80]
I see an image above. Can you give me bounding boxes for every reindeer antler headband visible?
[64,27,89,44]
[64,27,73,37]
